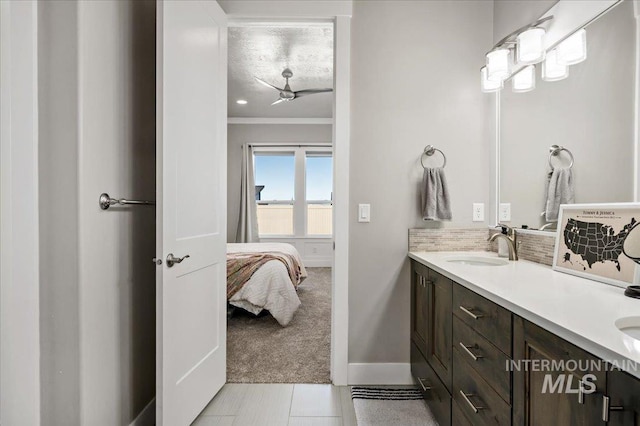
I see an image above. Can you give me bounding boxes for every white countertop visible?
[408,251,640,378]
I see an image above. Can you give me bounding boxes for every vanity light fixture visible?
[512,65,536,93]
[481,66,503,93]
[556,29,587,65]
[542,49,569,81]
[236,99,248,105]
[516,27,546,65]
[486,48,511,82]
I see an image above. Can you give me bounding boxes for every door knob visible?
[152,257,162,266]
[166,253,190,267]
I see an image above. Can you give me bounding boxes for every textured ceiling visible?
[228,24,334,118]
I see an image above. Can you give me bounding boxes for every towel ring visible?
[421,145,447,168]
[548,145,574,169]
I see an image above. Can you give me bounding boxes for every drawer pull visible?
[417,377,432,392]
[459,342,483,361]
[459,390,484,413]
[602,395,624,422]
[459,306,484,320]
[578,379,585,404]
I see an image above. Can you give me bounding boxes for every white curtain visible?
[236,144,260,242]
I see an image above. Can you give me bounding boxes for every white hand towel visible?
[421,167,452,221]
[545,167,575,222]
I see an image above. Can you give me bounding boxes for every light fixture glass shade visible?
[542,49,569,82]
[516,27,546,65]
[512,65,536,93]
[481,66,503,92]
[557,29,587,65]
[486,48,511,82]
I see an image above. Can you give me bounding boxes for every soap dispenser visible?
[497,226,509,258]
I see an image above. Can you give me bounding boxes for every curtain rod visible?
[248,143,332,148]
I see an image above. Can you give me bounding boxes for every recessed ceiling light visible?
[236,99,248,105]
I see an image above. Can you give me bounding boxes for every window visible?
[253,146,333,238]
[254,152,295,236]
[306,152,333,236]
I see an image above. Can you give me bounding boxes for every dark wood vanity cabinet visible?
[409,259,640,426]
[605,369,640,425]
[513,317,607,426]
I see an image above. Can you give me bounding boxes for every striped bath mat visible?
[351,387,438,426]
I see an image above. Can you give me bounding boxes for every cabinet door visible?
[513,317,606,426]
[410,261,429,356]
[606,369,640,425]
[427,269,453,391]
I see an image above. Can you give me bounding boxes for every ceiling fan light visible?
[481,66,503,93]
[486,48,511,82]
[557,29,587,65]
[516,27,546,65]
[512,65,536,93]
[542,49,569,82]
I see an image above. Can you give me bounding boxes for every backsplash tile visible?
[409,228,491,252]
[410,227,557,267]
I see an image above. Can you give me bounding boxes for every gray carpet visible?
[227,267,331,383]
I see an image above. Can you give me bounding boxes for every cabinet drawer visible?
[453,283,512,355]
[452,400,474,426]
[453,348,511,426]
[411,342,451,426]
[453,315,511,404]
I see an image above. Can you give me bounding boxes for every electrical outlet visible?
[499,203,511,222]
[473,203,485,222]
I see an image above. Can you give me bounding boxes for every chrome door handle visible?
[459,306,483,320]
[152,257,162,265]
[166,253,190,267]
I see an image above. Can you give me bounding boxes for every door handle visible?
[152,257,163,266]
[166,253,190,267]
[602,395,624,422]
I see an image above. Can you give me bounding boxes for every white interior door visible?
[156,1,227,425]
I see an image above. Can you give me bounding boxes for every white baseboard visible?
[347,363,414,385]
[130,398,155,426]
[303,258,332,267]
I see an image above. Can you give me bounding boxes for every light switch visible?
[358,204,371,223]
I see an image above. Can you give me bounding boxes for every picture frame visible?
[552,202,640,288]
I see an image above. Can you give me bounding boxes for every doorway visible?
[225,21,335,384]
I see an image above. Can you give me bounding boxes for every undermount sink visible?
[445,256,509,267]
[615,316,640,341]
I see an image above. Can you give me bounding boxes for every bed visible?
[226,243,307,326]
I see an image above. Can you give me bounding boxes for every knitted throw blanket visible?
[226,252,302,299]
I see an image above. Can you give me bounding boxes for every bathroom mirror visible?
[498,0,637,232]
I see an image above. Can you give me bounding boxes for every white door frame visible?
[0,1,42,424]
[222,0,352,385]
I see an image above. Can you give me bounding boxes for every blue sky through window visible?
[254,152,332,201]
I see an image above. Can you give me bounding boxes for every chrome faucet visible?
[539,222,557,231]
[488,224,519,261]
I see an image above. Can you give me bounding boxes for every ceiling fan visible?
[254,68,333,105]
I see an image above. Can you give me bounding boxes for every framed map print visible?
[553,203,640,287]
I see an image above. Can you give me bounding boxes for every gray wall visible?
[38,1,157,424]
[498,1,636,228]
[348,1,494,364]
[227,123,332,242]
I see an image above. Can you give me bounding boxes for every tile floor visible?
[192,384,357,426]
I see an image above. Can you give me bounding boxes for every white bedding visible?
[227,243,307,326]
